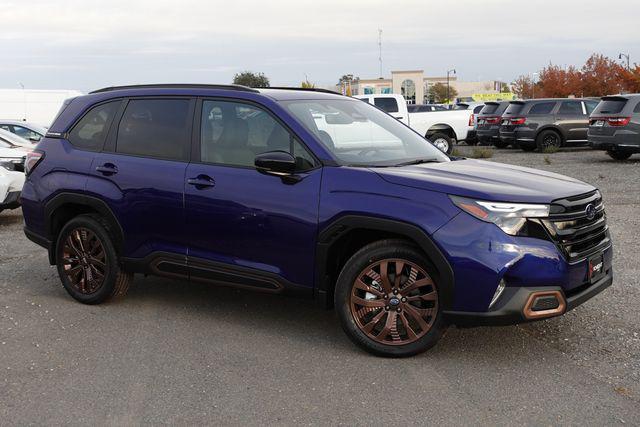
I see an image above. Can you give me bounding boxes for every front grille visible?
[541,190,611,262]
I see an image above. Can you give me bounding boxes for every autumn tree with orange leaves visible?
[512,54,636,99]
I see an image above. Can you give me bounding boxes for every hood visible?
[373,159,595,203]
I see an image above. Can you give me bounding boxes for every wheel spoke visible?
[66,235,83,257]
[402,304,430,331]
[376,311,397,341]
[351,295,386,308]
[378,260,393,293]
[361,310,386,333]
[401,278,433,294]
[399,311,418,341]
[354,279,384,298]
[406,290,437,303]
[393,261,404,288]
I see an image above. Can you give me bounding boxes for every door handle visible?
[95,163,118,175]
[187,175,215,188]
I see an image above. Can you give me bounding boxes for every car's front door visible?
[556,100,588,141]
[184,99,322,291]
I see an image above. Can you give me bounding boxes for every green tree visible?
[232,71,270,88]
[301,79,316,88]
[430,82,458,103]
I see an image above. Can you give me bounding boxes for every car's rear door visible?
[87,97,194,259]
[183,98,322,291]
[556,100,587,142]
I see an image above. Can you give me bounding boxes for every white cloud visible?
[0,0,638,90]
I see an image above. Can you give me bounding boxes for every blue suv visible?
[22,85,613,356]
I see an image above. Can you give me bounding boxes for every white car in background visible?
[0,161,25,214]
[0,120,48,143]
[355,94,475,154]
[0,129,32,172]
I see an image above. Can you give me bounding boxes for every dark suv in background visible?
[588,94,640,160]
[499,98,599,151]
[476,101,510,147]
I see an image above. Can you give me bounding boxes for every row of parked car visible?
[473,94,640,160]
[0,121,45,214]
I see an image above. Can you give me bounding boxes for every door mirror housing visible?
[255,150,296,176]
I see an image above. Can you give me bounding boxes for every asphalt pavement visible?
[1,148,639,425]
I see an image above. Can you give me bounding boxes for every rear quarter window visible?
[480,103,499,114]
[68,101,120,151]
[593,99,627,115]
[503,103,524,116]
[634,101,640,113]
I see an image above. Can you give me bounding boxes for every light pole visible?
[619,53,630,70]
[446,69,456,103]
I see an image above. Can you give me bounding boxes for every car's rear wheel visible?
[56,215,132,304]
[607,150,632,160]
[493,141,510,149]
[429,132,453,155]
[335,239,446,357]
[536,129,562,151]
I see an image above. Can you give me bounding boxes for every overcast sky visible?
[1,0,638,92]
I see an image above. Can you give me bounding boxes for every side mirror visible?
[29,136,41,143]
[255,150,296,176]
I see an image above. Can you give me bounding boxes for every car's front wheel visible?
[55,214,133,304]
[335,239,446,357]
[607,150,632,160]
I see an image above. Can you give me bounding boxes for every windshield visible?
[283,99,450,167]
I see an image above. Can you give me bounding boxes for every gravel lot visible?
[1,147,639,425]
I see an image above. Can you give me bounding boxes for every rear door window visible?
[593,99,627,115]
[68,101,120,151]
[528,102,556,115]
[374,97,399,113]
[116,99,191,161]
[557,101,583,115]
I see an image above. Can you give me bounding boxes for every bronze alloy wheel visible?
[349,258,438,346]
[61,227,107,295]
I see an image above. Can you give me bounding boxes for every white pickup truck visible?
[355,94,474,154]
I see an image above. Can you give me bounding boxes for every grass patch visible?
[451,147,464,157]
[470,147,494,159]
[542,145,560,154]
[544,155,552,165]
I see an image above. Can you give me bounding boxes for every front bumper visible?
[444,270,613,326]
[0,191,21,210]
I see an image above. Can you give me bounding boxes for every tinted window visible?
[374,97,399,113]
[585,100,599,115]
[558,101,583,115]
[116,99,190,160]
[634,101,640,113]
[592,99,627,115]
[68,101,119,151]
[200,100,316,171]
[528,102,556,115]
[503,102,524,116]
[473,105,484,114]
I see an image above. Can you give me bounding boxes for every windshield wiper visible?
[394,158,440,167]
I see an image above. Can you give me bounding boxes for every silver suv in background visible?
[588,94,640,160]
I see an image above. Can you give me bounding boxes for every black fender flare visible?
[315,215,455,310]
[44,193,125,263]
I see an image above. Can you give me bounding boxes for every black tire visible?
[428,132,454,155]
[493,141,510,149]
[607,150,632,160]
[334,239,446,357]
[535,129,562,152]
[55,214,133,304]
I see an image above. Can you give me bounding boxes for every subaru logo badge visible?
[389,297,400,306]
[585,203,596,220]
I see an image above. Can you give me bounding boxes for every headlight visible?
[450,195,550,235]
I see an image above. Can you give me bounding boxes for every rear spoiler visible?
[509,100,525,105]
[601,95,629,101]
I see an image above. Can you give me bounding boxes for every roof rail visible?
[89,84,259,94]
[266,87,342,95]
